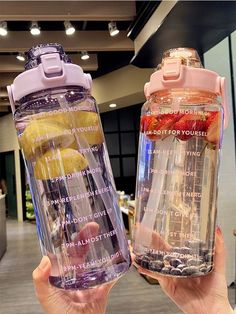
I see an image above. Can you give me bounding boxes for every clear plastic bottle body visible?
[134,89,223,277]
[14,86,131,290]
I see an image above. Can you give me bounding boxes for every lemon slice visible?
[20,119,75,160]
[37,111,104,145]
[34,148,88,180]
[73,111,104,145]
[35,112,70,128]
[30,110,103,147]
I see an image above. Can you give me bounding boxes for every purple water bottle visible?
[7,44,131,291]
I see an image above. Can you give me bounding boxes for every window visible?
[101,104,142,194]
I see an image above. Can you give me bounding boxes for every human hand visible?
[136,227,234,314]
[33,222,117,314]
[33,255,115,314]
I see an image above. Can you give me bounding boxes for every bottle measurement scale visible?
[139,129,212,246]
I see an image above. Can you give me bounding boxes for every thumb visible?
[214,226,226,275]
[32,256,54,303]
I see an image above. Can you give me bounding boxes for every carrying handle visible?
[7,85,16,114]
[220,77,228,129]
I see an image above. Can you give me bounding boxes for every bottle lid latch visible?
[163,58,181,81]
[41,53,63,77]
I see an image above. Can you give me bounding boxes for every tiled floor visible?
[0,220,235,314]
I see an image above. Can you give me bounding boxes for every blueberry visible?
[177,264,186,270]
[200,248,208,256]
[147,252,158,261]
[139,255,150,269]
[158,254,164,261]
[170,258,182,268]
[182,266,199,276]
[163,255,172,262]
[163,254,172,261]
[187,258,204,267]
[149,261,164,272]
[199,266,207,273]
[204,253,213,263]
[141,259,149,269]
[170,268,182,276]
[153,252,164,261]
[134,255,143,266]
[161,266,171,274]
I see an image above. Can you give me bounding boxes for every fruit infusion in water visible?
[15,101,130,290]
[134,108,223,277]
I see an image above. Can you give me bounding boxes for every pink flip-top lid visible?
[144,48,228,128]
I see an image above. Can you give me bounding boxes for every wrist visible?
[184,300,234,314]
[209,301,234,314]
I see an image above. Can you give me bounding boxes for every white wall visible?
[0,114,23,222]
[204,33,236,285]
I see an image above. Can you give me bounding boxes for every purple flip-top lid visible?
[8,43,92,102]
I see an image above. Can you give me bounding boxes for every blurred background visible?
[0,1,235,313]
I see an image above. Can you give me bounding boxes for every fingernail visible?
[216,225,222,236]
[38,256,49,271]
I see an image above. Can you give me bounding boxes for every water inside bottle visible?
[134,106,222,277]
[15,94,131,290]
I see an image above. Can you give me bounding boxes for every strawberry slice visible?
[155,114,184,140]
[205,111,222,144]
[141,115,158,140]
[141,113,183,140]
[173,114,207,141]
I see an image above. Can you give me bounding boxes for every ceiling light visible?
[16,53,25,62]
[30,22,40,36]
[64,21,75,35]
[0,21,7,36]
[81,51,90,60]
[108,21,119,37]
[109,103,117,108]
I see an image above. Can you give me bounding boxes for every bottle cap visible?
[7,43,92,106]
[25,43,72,70]
[144,47,228,128]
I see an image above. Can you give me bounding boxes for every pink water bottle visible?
[7,44,131,292]
[133,48,228,277]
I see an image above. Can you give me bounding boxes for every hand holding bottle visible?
[34,226,234,314]
[33,256,115,314]
[33,223,116,314]
[136,227,234,314]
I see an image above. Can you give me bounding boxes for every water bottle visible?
[7,44,131,291]
[133,48,228,277]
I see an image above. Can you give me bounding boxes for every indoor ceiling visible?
[0,0,143,116]
[0,0,236,117]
